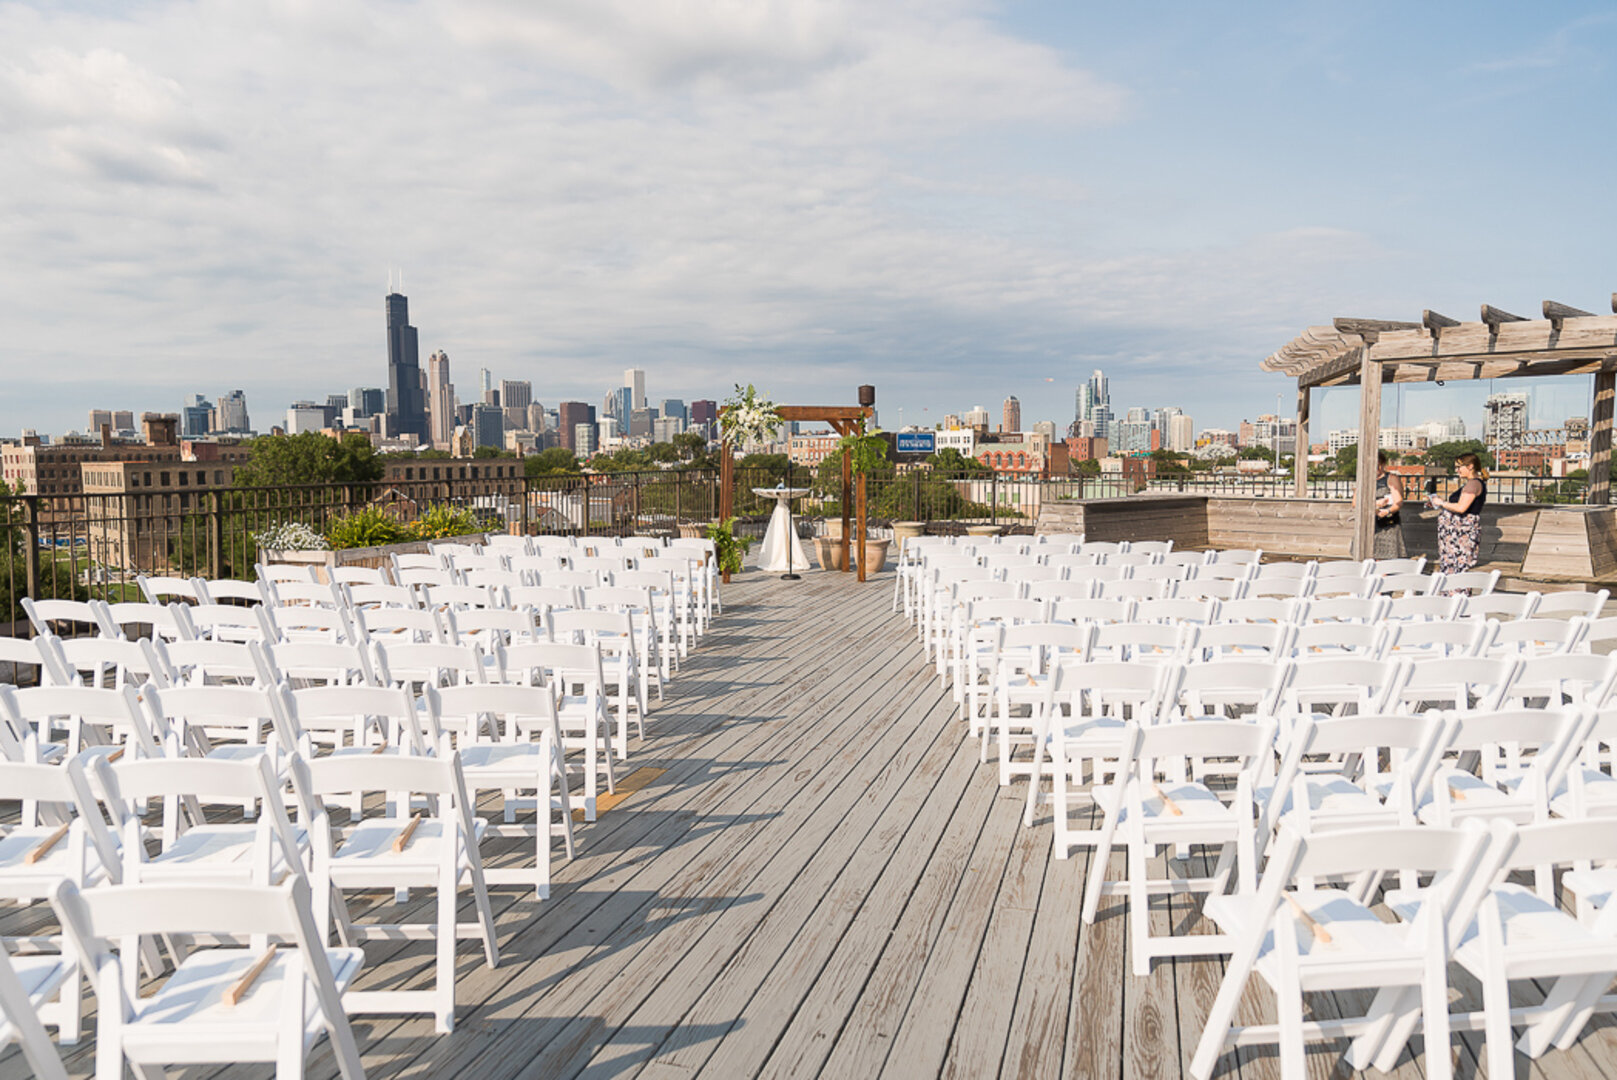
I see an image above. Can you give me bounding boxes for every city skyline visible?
[3,4,1614,444]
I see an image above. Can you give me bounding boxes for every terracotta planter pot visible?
[859,539,891,573]
[891,521,926,543]
[813,537,843,571]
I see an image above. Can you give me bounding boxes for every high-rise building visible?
[216,390,251,433]
[500,380,533,431]
[426,350,455,448]
[1075,370,1112,439]
[181,395,213,438]
[1484,392,1529,451]
[348,386,385,417]
[1167,414,1195,452]
[1002,396,1021,433]
[630,407,658,440]
[574,423,598,456]
[1032,420,1057,441]
[660,399,687,425]
[624,368,646,411]
[384,292,427,439]
[557,402,595,452]
[471,404,504,449]
[285,402,327,435]
[480,368,493,398]
[964,405,991,431]
[527,403,547,433]
[690,399,717,438]
[653,416,684,443]
[88,409,112,433]
[112,410,135,432]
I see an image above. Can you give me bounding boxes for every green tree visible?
[523,447,580,477]
[1070,458,1101,476]
[924,447,988,474]
[234,432,383,487]
[1148,448,1190,475]
[1333,443,1358,478]
[472,445,514,459]
[1237,446,1274,462]
[646,441,680,464]
[1424,439,1495,473]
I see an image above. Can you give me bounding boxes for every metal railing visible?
[0,464,1600,625]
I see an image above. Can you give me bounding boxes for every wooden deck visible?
[11,567,1617,1079]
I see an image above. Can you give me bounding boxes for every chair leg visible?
[1127,833,1153,976]
[436,861,456,1034]
[1275,916,1307,1078]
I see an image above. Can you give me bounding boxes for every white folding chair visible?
[300,752,498,1033]
[1383,594,1465,622]
[550,608,650,751]
[1442,569,1501,596]
[1082,719,1275,974]
[1395,656,1520,714]
[1189,823,1497,1080]
[21,597,116,640]
[355,604,454,644]
[328,565,392,586]
[344,583,420,611]
[1465,591,1541,622]
[137,574,207,607]
[1483,617,1588,658]
[0,684,161,768]
[102,600,193,643]
[0,632,72,688]
[1383,619,1488,661]
[501,642,617,819]
[52,635,174,691]
[423,683,575,898]
[1215,597,1304,625]
[49,877,366,1078]
[1537,589,1611,620]
[1289,620,1388,660]
[258,561,320,584]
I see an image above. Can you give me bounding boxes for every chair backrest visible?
[1091,622,1193,663]
[1441,570,1500,597]
[964,598,1048,627]
[1431,708,1584,804]
[0,683,161,760]
[269,580,345,608]
[1106,552,1161,568]
[163,638,267,686]
[22,598,115,639]
[1167,658,1291,720]
[1578,615,1617,655]
[1096,578,1166,601]
[1214,597,1304,626]
[53,636,173,690]
[502,641,608,698]
[1023,579,1097,602]
[198,577,271,607]
[1208,548,1262,565]
[102,601,192,643]
[137,575,205,606]
[463,568,526,591]
[996,622,1094,667]
[1065,564,1128,583]
[0,633,73,687]
[372,640,492,689]
[508,585,582,613]
[184,603,276,643]
[1283,656,1407,715]
[537,569,604,589]
[1050,660,1179,721]
[1505,654,1617,708]
[1369,556,1428,576]
[1048,597,1134,625]
[1462,591,1541,622]
[1535,588,1609,620]
[1483,617,1587,657]
[1396,656,1520,713]
[1374,572,1442,598]
[453,606,543,648]
[257,561,319,584]
[1128,540,1174,556]
[1188,622,1291,662]
[267,604,356,645]
[1170,577,1247,602]
[0,756,121,872]
[345,583,419,610]
[1132,598,1218,625]
[1290,620,1387,659]
[263,640,378,688]
[1302,596,1388,624]
[328,565,392,586]
[1075,541,1127,559]
[1312,559,1373,580]
[353,605,450,644]
[422,584,501,611]
[429,683,563,747]
[1383,619,1487,660]
[1382,595,1464,623]
[287,683,428,755]
[141,682,296,754]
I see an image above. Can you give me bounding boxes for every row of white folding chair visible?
[1,638,616,826]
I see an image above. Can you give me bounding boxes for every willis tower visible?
[385,291,428,440]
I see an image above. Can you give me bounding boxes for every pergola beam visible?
[1422,310,1460,336]
[1481,304,1527,335]
[1544,300,1596,332]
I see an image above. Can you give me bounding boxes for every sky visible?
[2,0,1614,441]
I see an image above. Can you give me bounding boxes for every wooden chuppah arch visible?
[718,404,876,581]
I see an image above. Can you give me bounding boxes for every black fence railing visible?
[0,465,1600,626]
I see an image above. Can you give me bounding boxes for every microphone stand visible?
[781,458,801,580]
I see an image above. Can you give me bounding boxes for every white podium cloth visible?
[753,488,812,573]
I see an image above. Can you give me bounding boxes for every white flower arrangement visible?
[253,521,331,552]
[719,383,783,449]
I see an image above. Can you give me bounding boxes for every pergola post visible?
[1293,383,1310,498]
[1590,368,1615,505]
[1352,347,1382,560]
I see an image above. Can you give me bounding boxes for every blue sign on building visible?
[895,432,936,455]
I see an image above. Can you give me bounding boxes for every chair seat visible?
[1208,891,1427,991]
[1550,768,1617,817]
[6,953,73,1001]
[143,825,309,880]
[1095,780,1235,830]
[1258,777,1401,829]
[1416,769,1537,824]
[329,817,488,883]
[1563,866,1617,910]
[0,825,113,891]
[122,945,363,1060]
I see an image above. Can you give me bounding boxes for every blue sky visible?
[1,0,1613,441]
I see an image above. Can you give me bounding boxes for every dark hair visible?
[1454,452,1488,480]
[1376,449,1391,467]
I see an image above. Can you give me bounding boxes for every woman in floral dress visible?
[1430,452,1486,574]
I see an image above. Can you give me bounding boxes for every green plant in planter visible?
[838,428,888,476]
[409,504,483,541]
[705,516,753,575]
[325,506,410,549]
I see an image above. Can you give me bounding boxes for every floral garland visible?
[719,383,783,449]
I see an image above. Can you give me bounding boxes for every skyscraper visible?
[557,402,595,452]
[426,350,455,448]
[384,292,427,439]
[216,390,250,433]
[1002,396,1021,433]
[180,395,212,438]
[660,399,687,425]
[614,387,634,435]
[500,380,532,431]
[624,368,646,411]
[348,387,385,417]
[690,399,717,439]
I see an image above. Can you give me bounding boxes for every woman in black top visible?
[1430,452,1487,574]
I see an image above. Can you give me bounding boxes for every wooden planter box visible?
[261,533,487,583]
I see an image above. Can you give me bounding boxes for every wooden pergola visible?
[1263,294,1617,559]
[718,404,876,580]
